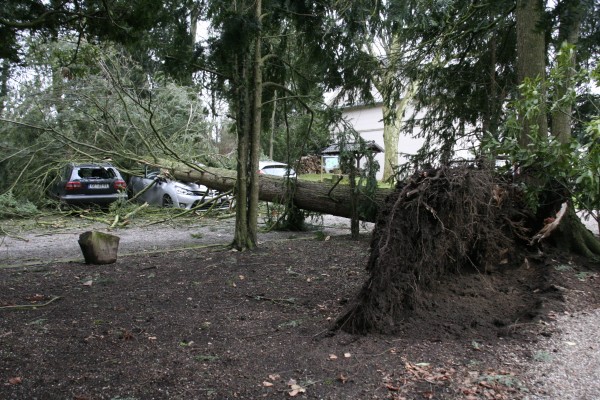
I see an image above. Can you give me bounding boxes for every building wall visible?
[340,104,424,180]
[338,104,478,180]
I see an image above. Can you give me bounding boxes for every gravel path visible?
[525,214,600,399]
[526,309,600,399]
[0,215,372,266]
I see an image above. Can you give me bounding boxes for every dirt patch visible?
[2,229,599,399]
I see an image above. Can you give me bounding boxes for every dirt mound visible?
[336,166,532,334]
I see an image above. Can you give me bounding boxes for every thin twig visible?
[0,296,62,311]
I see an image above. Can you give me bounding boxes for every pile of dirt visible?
[337,166,531,334]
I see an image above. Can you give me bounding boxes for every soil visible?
[1,214,599,399]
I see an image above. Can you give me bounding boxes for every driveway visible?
[0,215,372,267]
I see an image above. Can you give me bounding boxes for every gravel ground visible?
[0,214,372,266]
[525,213,600,399]
[526,309,600,399]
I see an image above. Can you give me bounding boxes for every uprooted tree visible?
[331,0,600,334]
[334,164,599,334]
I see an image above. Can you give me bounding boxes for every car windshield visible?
[76,167,115,179]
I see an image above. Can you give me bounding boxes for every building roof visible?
[321,141,384,155]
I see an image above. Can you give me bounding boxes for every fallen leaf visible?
[239,275,245,280]
[287,378,297,386]
[262,381,274,387]
[288,384,306,397]
[82,280,93,287]
[329,354,338,360]
[268,374,280,381]
[8,377,22,385]
[344,352,351,358]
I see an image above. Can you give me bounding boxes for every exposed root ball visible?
[335,166,522,334]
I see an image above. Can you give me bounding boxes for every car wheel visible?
[162,194,173,208]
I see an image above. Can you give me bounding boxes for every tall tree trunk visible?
[248,0,263,248]
[233,50,252,249]
[232,0,263,250]
[269,90,277,159]
[551,0,581,144]
[381,81,418,182]
[482,35,499,138]
[516,0,548,144]
[515,0,599,258]
[0,58,8,115]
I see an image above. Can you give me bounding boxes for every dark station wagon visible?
[51,162,128,206]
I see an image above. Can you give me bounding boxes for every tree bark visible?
[248,0,263,247]
[164,163,392,222]
[232,48,253,249]
[551,0,581,144]
[516,0,548,143]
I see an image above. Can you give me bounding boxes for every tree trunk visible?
[516,0,548,143]
[248,0,263,248]
[232,49,253,250]
[374,32,420,183]
[163,162,392,222]
[381,81,418,182]
[558,208,600,257]
[551,0,581,144]
[0,58,8,115]
[269,90,277,159]
[230,0,264,251]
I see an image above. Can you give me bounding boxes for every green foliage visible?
[483,52,600,214]
[333,126,380,238]
[1,40,217,205]
[0,191,40,219]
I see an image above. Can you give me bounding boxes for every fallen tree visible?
[153,161,393,223]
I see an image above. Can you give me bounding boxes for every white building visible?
[333,103,425,180]
[332,103,478,180]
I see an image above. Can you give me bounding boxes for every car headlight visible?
[175,186,193,196]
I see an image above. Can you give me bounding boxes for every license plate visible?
[88,184,109,189]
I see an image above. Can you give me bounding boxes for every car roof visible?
[69,162,116,168]
[259,160,291,168]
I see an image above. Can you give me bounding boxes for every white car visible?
[129,167,230,210]
[258,160,296,178]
